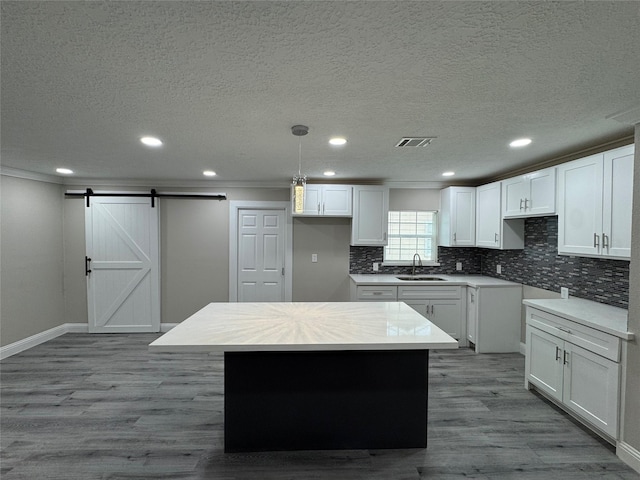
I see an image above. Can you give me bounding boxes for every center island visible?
[149,302,458,452]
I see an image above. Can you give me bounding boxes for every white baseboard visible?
[160,323,178,332]
[617,441,640,474]
[520,341,526,355]
[0,323,88,360]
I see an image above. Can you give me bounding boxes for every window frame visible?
[383,210,440,266]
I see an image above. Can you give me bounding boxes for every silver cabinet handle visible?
[519,199,524,210]
[593,233,600,249]
[558,326,572,334]
[494,232,498,243]
[383,232,387,241]
[555,346,561,361]
[524,198,529,210]
[372,292,383,295]
[563,350,569,365]
[317,203,321,214]
[453,233,457,242]
[602,233,609,250]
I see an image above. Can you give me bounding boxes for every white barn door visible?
[85,197,160,333]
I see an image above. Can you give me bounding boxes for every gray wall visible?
[623,123,640,457]
[0,176,66,346]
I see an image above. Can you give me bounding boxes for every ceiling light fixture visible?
[509,138,532,148]
[56,168,74,175]
[329,137,347,146]
[442,171,455,177]
[203,170,217,177]
[323,170,336,177]
[140,136,163,147]
[291,125,309,214]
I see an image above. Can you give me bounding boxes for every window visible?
[384,211,438,263]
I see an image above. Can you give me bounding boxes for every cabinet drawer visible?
[526,307,620,362]
[356,286,397,301]
[398,286,462,300]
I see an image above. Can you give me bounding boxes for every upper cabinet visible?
[292,184,352,217]
[351,186,389,246]
[439,187,476,247]
[502,167,556,218]
[476,182,524,250]
[557,144,634,259]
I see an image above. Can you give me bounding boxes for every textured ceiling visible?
[1,1,639,187]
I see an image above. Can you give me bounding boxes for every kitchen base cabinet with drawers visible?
[524,299,633,443]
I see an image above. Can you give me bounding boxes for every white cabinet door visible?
[439,187,475,247]
[466,287,478,343]
[404,300,429,318]
[562,343,620,438]
[476,182,501,248]
[351,186,389,246]
[300,185,322,215]
[528,167,556,216]
[526,326,564,402]
[322,185,352,216]
[502,176,528,218]
[557,153,604,256]
[602,145,634,259]
[431,298,463,339]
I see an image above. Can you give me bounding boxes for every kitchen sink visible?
[396,276,446,281]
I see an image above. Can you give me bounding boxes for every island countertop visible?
[149,302,459,353]
[349,274,522,288]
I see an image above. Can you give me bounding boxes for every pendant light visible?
[291,125,309,214]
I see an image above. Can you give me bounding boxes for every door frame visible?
[229,201,293,302]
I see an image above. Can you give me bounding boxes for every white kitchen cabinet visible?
[351,186,389,246]
[557,144,634,259]
[398,285,465,343]
[475,182,524,250]
[525,306,622,439]
[439,187,475,247]
[466,285,522,353]
[502,167,556,218]
[292,184,352,217]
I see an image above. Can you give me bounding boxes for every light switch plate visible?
[373,262,379,271]
[561,287,569,299]
[312,254,318,263]
[456,262,462,271]
[496,265,502,274]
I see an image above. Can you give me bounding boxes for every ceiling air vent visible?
[395,137,436,147]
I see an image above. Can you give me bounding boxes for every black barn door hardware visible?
[65,188,227,207]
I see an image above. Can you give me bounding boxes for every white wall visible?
[0,176,66,346]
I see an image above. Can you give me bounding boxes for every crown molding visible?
[0,166,63,184]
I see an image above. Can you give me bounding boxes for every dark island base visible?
[224,349,429,452]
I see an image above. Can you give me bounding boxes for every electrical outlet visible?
[496,264,502,274]
[561,287,569,299]
[456,262,462,271]
[373,262,379,272]
[311,253,318,263]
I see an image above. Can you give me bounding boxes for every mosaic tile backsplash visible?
[350,216,630,309]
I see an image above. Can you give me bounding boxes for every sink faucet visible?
[412,253,422,276]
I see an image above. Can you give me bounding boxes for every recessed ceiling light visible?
[329,137,347,146]
[509,138,532,148]
[56,168,74,175]
[140,136,163,147]
[323,170,336,176]
[203,170,217,177]
[442,171,455,177]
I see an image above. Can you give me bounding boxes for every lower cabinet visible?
[467,285,522,353]
[525,306,621,439]
[397,286,465,343]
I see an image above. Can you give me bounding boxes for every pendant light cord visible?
[298,137,302,177]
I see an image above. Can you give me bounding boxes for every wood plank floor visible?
[1,333,638,479]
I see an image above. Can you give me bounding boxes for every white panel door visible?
[527,167,556,216]
[502,176,528,217]
[85,197,160,333]
[526,327,563,402]
[603,145,634,259]
[557,154,604,256]
[237,209,285,302]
